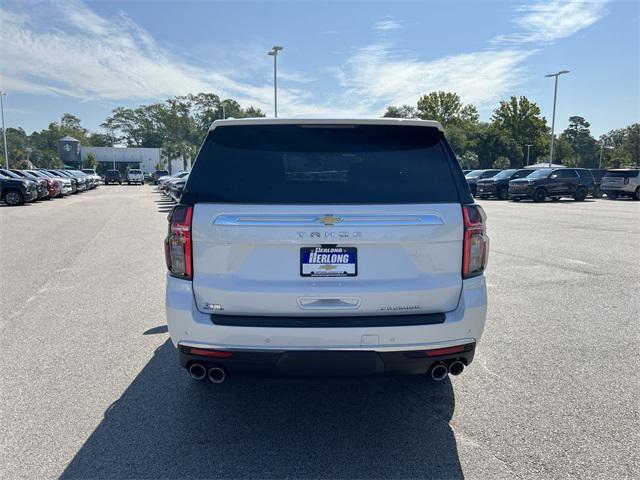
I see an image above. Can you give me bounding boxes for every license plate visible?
[300,247,357,277]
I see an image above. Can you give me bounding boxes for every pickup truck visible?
[127,169,144,185]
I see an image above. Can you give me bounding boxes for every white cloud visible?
[0,0,322,116]
[373,20,401,32]
[493,0,608,44]
[337,44,534,112]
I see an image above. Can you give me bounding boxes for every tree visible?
[416,91,479,127]
[560,116,597,167]
[600,124,640,167]
[491,96,548,166]
[493,156,510,169]
[85,152,98,170]
[466,123,520,168]
[382,105,418,119]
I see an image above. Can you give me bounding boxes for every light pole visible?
[267,46,283,117]
[545,70,570,167]
[1,92,9,169]
[525,144,533,166]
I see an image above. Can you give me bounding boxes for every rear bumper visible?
[165,274,487,375]
[177,342,476,376]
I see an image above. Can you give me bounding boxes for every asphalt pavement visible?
[0,186,638,479]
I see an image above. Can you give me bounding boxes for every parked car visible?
[168,176,188,202]
[27,170,72,196]
[44,170,79,193]
[11,169,61,198]
[78,169,100,188]
[104,170,122,185]
[509,167,595,202]
[127,169,144,185]
[476,169,534,200]
[0,171,38,205]
[161,172,190,195]
[601,169,640,200]
[588,169,608,198]
[158,171,189,190]
[465,169,501,197]
[152,170,169,185]
[61,170,90,191]
[0,168,47,200]
[462,169,471,175]
[165,118,488,383]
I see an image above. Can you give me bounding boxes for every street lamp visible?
[525,144,533,166]
[545,70,570,167]
[0,92,9,169]
[267,45,284,117]
[598,139,612,169]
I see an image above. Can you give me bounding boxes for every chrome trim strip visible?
[178,337,475,353]
[213,214,444,226]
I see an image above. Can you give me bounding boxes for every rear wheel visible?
[4,189,24,206]
[512,197,520,202]
[470,185,477,197]
[634,187,640,201]
[574,187,587,201]
[533,188,547,203]
[497,186,509,200]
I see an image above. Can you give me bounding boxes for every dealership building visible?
[58,135,172,174]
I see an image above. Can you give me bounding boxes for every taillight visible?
[165,205,193,279]
[462,204,488,278]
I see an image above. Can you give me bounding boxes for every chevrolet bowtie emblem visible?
[316,215,343,226]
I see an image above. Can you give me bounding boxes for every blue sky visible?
[1,0,638,137]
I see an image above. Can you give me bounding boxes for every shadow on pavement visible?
[61,340,462,479]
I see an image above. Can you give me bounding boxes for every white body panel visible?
[601,173,640,193]
[190,203,464,317]
[166,273,486,351]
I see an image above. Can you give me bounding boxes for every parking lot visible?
[0,185,638,479]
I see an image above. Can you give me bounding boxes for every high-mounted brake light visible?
[462,204,488,279]
[165,205,193,279]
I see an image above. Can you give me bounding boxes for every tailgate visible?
[191,203,463,316]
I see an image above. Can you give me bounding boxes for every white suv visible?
[601,169,640,200]
[127,169,144,185]
[165,118,488,383]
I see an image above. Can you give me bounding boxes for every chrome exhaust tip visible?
[430,363,449,381]
[188,363,207,381]
[448,360,465,376]
[208,366,227,384]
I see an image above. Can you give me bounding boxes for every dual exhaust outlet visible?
[430,360,465,381]
[188,363,227,383]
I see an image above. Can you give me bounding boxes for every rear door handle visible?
[297,297,361,310]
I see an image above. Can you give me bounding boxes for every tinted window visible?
[556,170,578,178]
[512,169,534,179]
[529,168,553,179]
[0,169,21,179]
[605,170,639,178]
[493,169,517,180]
[183,124,461,204]
[129,169,142,174]
[479,170,500,179]
[465,170,484,178]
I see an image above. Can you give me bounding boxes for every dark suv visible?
[1,171,38,205]
[509,167,595,202]
[152,170,170,185]
[476,169,534,200]
[465,169,501,197]
[104,170,122,185]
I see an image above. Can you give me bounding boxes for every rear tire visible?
[498,186,509,200]
[470,185,477,197]
[3,189,25,206]
[512,197,520,202]
[574,187,587,201]
[533,188,547,203]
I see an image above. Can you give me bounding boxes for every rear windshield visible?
[129,169,142,174]
[183,124,461,204]
[604,170,639,178]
